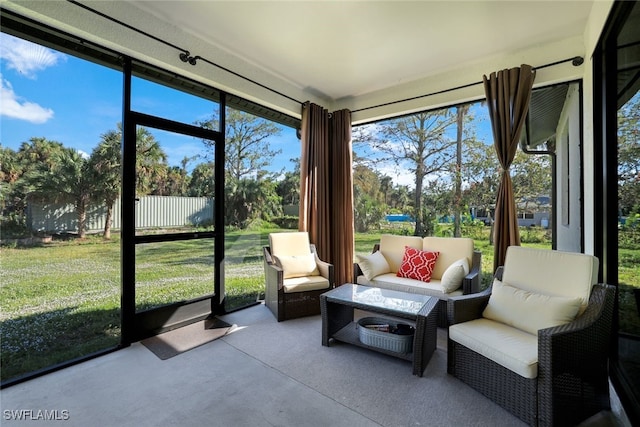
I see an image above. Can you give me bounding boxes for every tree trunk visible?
[413,167,425,236]
[103,200,113,240]
[454,107,464,237]
[488,210,494,245]
[77,198,87,239]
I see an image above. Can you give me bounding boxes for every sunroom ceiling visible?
[2,0,596,123]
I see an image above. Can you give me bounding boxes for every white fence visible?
[28,196,214,233]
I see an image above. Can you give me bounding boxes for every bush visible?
[271,216,299,230]
[0,213,29,239]
[520,225,550,244]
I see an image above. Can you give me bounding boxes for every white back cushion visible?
[501,246,598,314]
[483,279,582,335]
[423,237,474,280]
[269,232,312,257]
[379,234,423,272]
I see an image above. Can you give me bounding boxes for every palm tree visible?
[134,127,168,195]
[27,147,95,238]
[91,124,168,238]
[90,130,121,239]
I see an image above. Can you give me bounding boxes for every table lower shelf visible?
[330,321,414,362]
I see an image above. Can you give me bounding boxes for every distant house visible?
[470,195,551,228]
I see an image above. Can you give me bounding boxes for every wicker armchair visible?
[263,232,334,322]
[447,246,615,426]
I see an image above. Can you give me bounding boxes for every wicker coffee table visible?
[321,284,438,376]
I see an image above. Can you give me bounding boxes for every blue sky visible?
[1,32,492,188]
[0,32,299,175]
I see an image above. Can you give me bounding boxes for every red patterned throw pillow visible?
[397,246,440,282]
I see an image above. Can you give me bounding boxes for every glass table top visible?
[324,284,432,315]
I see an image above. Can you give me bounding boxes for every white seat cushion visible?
[357,273,463,299]
[449,318,539,378]
[283,275,330,293]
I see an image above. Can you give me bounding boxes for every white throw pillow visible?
[440,258,469,292]
[275,254,319,279]
[356,251,391,281]
[482,279,582,335]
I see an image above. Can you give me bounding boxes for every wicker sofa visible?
[447,246,615,426]
[353,234,481,326]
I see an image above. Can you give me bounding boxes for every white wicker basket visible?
[357,317,414,354]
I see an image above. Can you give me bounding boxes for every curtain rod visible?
[66,0,303,105]
[352,56,584,114]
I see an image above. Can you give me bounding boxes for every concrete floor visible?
[0,303,630,427]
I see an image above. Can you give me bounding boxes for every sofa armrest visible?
[537,283,615,425]
[462,250,482,294]
[263,246,284,291]
[353,262,363,283]
[447,286,492,325]
[316,257,335,287]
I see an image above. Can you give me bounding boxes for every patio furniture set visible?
[263,232,615,426]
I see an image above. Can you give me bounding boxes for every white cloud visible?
[0,77,54,124]
[0,33,66,79]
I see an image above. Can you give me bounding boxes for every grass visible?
[1,225,639,382]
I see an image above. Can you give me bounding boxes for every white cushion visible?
[482,279,582,335]
[356,251,391,281]
[379,234,423,272]
[269,232,312,257]
[275,254,319,279]
[283,275,330,293]
[449,318,539,378]
[358,272,463,299]
[423,237,474,280]
[501,246,597,315]
[440,257,469,292]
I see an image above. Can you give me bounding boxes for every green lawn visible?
[1,226,638,382]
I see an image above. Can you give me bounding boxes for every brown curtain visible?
[483,64,535,272]
[299,102,354,285]
[330,109,354,285]
[299,102,331,261]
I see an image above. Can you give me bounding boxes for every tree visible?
[387,184,411,212]
[27,147,95,238]
[134,127,168,196]
[197,108,283,227]
[511,151,552,214]
[90,125,168,238]
[197,108,282,181]
[353,164,387,232]
[459,138,498,241]
[5,138,66,236]
[0,145,26,235]
[453,106,470,237]
[356,110,458,236]
[225,177,282,228]
[188,162,215,197]
[90,130,121,239]
[618,92,640,216]
[276,158,301,205]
